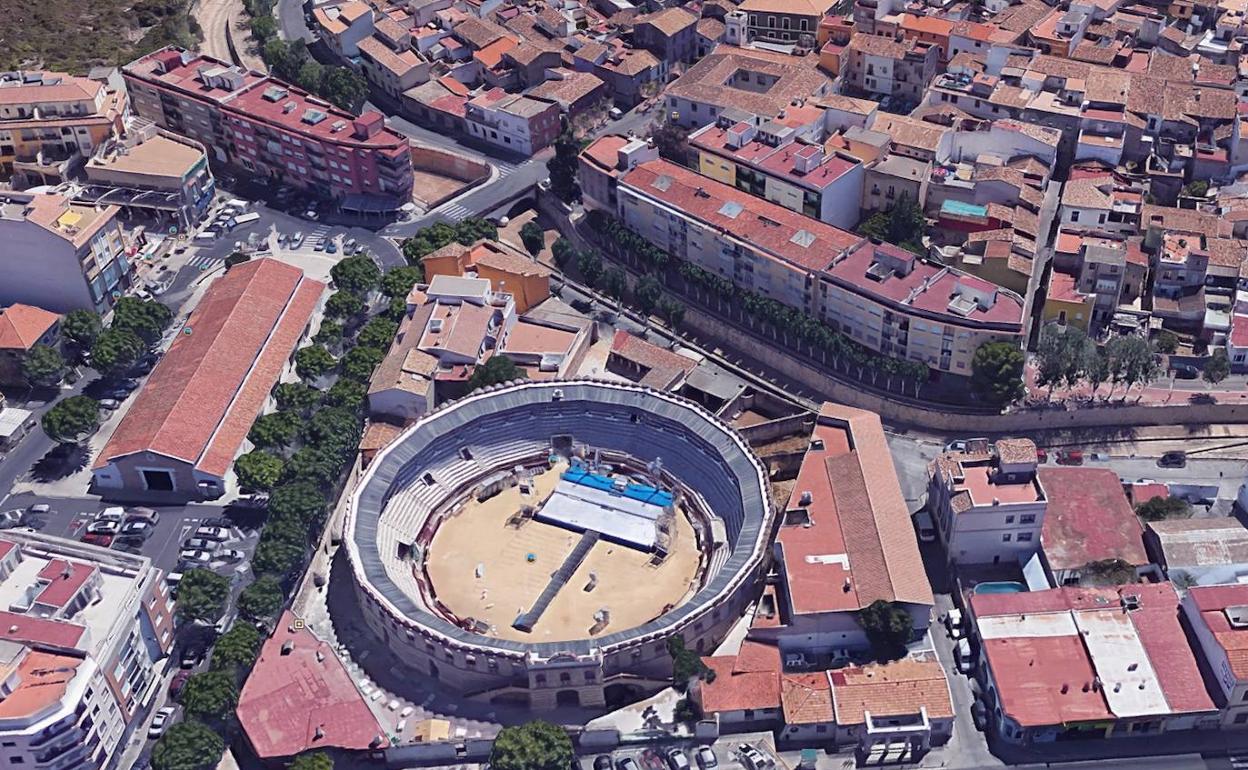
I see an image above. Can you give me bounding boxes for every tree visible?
[41,396,99,443]
[1107,334,1159,395]
[601,267,626,301]
[151,720,225,770]
[211,623,262,674]
[22,345,65,387]
[295,345,336,380]
[1136,495,1193,522]
[290,753,334,770]
[468,355,523,392]
[342,345,385,381]
[252,530,307,577]
[970,342,1024,405]
[575,249,603,287]
[111,297,173,344]
[673,697,702,723]
[1204,349,1230,387]
[248,411,301,449]
[268,481,329,526]
[224,251,251,269]
[551,237,575,268]
[547,130,581,203]
[1084,345,1110,398]
[330,255,381,295]
[91,327,145,374]
[489,721,574,770]
[635,275,663,317]
[454,217,497,246]
[357,317,399,350]
[274,382,321,414]
[1034,327,1082,397]
[239,574,285,620]
[381,265,423,298]
[176,569,231,624]
[325,290,365,319]
[520,221,545,256]
[1182,180,1209,198]
[1080,558,1137,587]
[658,297,685,328]
[648,118,688,165]
[235,451,285,492]
[859,193,925,253]
[181,670,239,721]
[858,600,913,662]
[1154,329,1179,354]
[62,309,102,348]
[318,65,369,111]
[325,379,367,411]
[666,636,711,687]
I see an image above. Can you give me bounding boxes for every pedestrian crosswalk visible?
[186,253,222,271]
[304,225,333,249]
[436,202,473,220]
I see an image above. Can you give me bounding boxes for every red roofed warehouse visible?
[749,403,934,659]
[93,259,325,500]
[1182,585,1248,728]
[123,47,414,212]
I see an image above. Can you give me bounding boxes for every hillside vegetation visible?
[0,0,198,72]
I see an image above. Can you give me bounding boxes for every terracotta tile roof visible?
[96,259,325,478]
[995,438,1037,465]
[0,304,58,351]
[830,653,953,726]
[238,611,384,758]
[34,559,95,609]
[455,16,512,49]
[699,645,781,713]
[609,329,697,389]
[636,7,697,36]
[619,157,862,272]
[666,44,830,120]
[0,650,82,720]
[781,673,834,725]
[0,610,87,650]
[868,113,947,154]
[1038,467,1147,571]
[739,0,836,14]
[528,71,606,107]
[696,18,726,40]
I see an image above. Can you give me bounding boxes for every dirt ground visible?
[424,463,703,643]
[410,170,474,208]
[195,0,266,71]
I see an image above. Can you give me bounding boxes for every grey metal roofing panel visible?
[345,380,773,657]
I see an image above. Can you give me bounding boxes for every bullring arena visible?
[341,380,775,709]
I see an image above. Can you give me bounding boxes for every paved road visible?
[277,0,312,41]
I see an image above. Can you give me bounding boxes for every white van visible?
[233,212,261,226]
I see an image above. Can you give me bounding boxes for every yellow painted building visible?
[421,238,552,313]
[1042,271,1093,331]
[696,151,737,185]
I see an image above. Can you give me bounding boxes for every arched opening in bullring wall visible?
[556,690,581,707]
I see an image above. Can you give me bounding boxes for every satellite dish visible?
[183,326,193,335]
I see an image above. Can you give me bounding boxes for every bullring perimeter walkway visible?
[424,465,701,644]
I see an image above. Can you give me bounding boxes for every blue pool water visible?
[974,581,1026,595]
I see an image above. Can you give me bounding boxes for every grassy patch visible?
[0,0,200,72]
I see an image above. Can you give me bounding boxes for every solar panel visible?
[718,201,744,218]
[652,175,673,192]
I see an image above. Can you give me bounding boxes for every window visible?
[1237,712,1248,723]
[1005,515,1015,524]
[1070,210,1080,222]
[1020,514,1036,524]
[1002,533,1012,542]
[1018,532,1034,542]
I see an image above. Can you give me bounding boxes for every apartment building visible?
[689,118,864,229]
[0,191,132,314]
[0,532,175,769]
[633,8,699,64]
[928,438,1047,565]
[464,89,560,156]
[843,34,940,105]
[664,45,832,129]
[0,71,127,186]
[580,137,1026,375]
[1182,585,1248,728]
[123,48,413,209]
[84,126,216,230]
[732,0,836,45]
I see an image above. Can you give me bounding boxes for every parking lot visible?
[0,492,259,578]
[578,740,772,770]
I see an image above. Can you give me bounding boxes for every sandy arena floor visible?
[424,465,703,643]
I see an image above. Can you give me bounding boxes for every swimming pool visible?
[974,581,1026,595]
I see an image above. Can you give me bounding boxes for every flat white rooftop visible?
[535,479,665,551]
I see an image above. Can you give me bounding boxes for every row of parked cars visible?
[598,746,755,770]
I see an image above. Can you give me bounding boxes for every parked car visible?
[87,520,120,535]
[179,645,206,669]
[178,549,213,566]
[608,107,624,120]
[666,749,690,770]
[325,240,338,254]
[27,504,49,515]
[194,526,230,541]
[0,510,22,529]
[199,517,231,528]
[1035,447,1047,463]
[1174,364,1199,379]
[617,759,641,770]
[914,510,936,543]
[344,238,357,254]
[944,608,964,638]
[169,669,192,699]
[120,520,154,539]
[182,537,216,551]
[1158,451,1187,468]
[737,745,770,770]
[1056,449,1084,465]
[148,707,176,739]
[956,637,973,674]
[216,549,246,563]
[695,748,717,770]
[641,749,665,770]
[314,240,327,252]
[82,533,113,547]
[594,757,612,770]
[126,507,160,524]
[972,700,988,731]
[95,507,125,523]
[304,209,318,220]
[290,231,304,249]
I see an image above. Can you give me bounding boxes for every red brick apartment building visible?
[122,47,413,210]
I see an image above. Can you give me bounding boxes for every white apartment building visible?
[464,91,560,157]
[0,191,132,313]
[1182,585,1248,729]
[928,438,1048,565]
[0,532,175,769]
